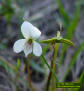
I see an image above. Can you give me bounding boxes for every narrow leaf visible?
[40,38,74,46]
[30,60,44,73]
[40,55,59,82]
[63,42,84,81]
[56,0,70,26]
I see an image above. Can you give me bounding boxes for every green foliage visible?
[0,0,14,22]
[59,2,80,65]
[40,37,74,46]
[16,59,21,69]
[55,0,70,27]
[40,55,59,82]
[0,43,7,49]
[63,42,84,81]
[0,57,14,73]
[66,4,80,40]
[42,44,50,54]
[78,71,84,91]
[0,59,6,68]
[0,57,29,88]
[74,71,84,91]
[14,59,21,73]
[30,59,44,73]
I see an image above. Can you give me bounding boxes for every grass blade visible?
[30,60,44,73]
[63,42,84,81]
[40,55,59,82]
[59,3,80,65]
[56,0,70,26]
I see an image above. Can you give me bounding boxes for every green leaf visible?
[63,42,84,81]
[40,37,74,46]
[78,71,84,91]
[59,3,80,65]
[40,55,59,82]
[0,57,13,73]
[66,4,80,40]
[13,58,21,73]
[30,60,44,73]
[56,0,70,26]
[0,43,7,49]
[0,59,5,67]
[0,56,29,87]
[74,71,84,91]
[16,59,21,69]
[42,44,50,54]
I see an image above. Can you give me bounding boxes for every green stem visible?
[52,43,59,73]
[41,43,59,91]
[51,43,59,91]
[45,72,52,91]
[40,55,59,82]
[40,55,59,91]
[45,59,54,91]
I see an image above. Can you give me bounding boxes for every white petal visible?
[23,43,32,57]
[21,21,31,39]
[21,21,41,39]
[13,39,26,53]
[31,26,41,39]
[33,41,42,56]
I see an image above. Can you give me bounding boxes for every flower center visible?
[28,38,33,45]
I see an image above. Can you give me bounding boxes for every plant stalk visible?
[51,43,59,91]
[27,54,35,91]
[45,59,54,91]
[45,43,59,91]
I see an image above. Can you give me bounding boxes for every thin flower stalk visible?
[51,43,59,91]
[50,31,60,91]
[45,31,60,91]
[27,54,35,91]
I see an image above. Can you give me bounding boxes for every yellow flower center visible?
[28,38,33,45]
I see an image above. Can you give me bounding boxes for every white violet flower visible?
[13,21,42,57]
